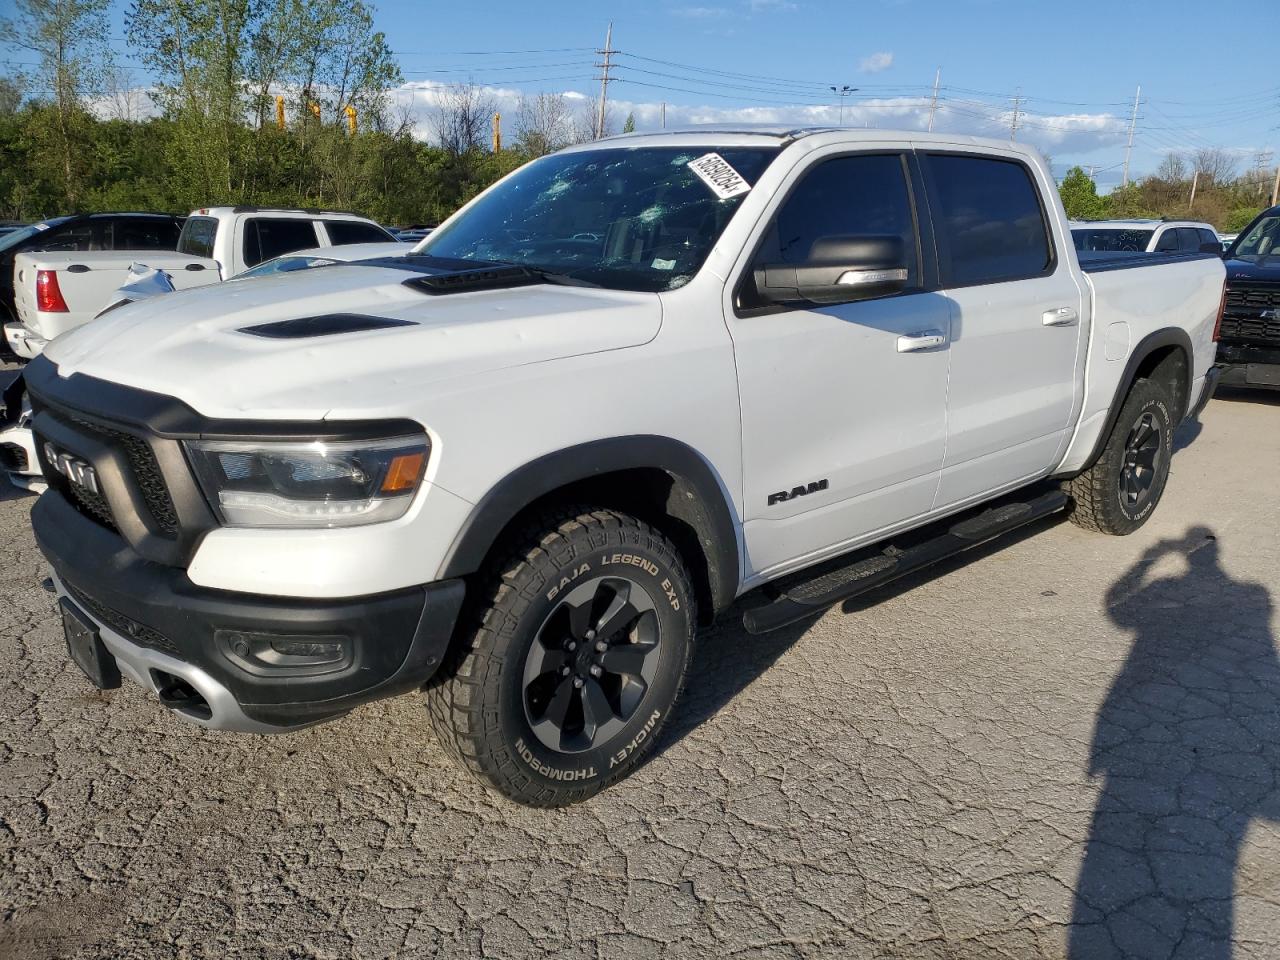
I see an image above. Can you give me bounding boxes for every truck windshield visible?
[1230,215,1280,259]
[419,146,779,292]
[1072,228,1154,252]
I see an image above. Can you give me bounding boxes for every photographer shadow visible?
[1070,527,1280,958]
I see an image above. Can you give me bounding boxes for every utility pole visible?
[927,68,941,132]
[1272,163,1280,207]
[1188,170,1199,211]
[660,101,666,129]
[594,22,615,140]
[1122,84,1141,189]
[1009,90,1024,141]
[492,113,502,151]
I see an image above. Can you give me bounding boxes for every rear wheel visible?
[425,508,695,807]
[1068,377,1174,535]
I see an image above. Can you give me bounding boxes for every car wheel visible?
[425,508,696,807]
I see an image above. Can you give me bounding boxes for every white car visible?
[26,128,1224,806]
[1071,218,1222,255]
[6,208,395,358]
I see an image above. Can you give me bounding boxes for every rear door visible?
[921,149,1087,508]
[729,148,952,578]
[238,217,322,272]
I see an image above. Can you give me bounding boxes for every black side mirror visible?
[755,235,908,306]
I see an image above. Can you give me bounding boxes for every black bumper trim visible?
[33,489,465,727]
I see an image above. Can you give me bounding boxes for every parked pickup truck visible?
[6,207,395,358]
[1217,204,1280,390]
[1071,218,1222,256]
[1,213,185,357]
[25,128,1224,807]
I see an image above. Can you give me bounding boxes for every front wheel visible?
[425,508,696,807]
[1067,377,1174,535]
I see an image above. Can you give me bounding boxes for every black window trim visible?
[241,216,321,269]
[919,150,1059,290]
[732,149,938,319]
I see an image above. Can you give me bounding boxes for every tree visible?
[514,91,574,156]
[1156,152,1187,183]
[0,77,23,115]
[1058,167,1108,220]
[622,111,636,134]
[0,0,113,207]
[1192,148,1236,186]
[433,82,495,156]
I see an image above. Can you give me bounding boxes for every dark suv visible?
[1218,206,1280,390]
[0,213,184,355]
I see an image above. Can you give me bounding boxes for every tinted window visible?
[1071,228,1154,252]
[243,218,319,267]
[1197,228,1219,250]
[754,153,918,288]
[927,155,1052,285]
[1154,229,1179,253]
[112,218,181,250]
[323,220,394,245]
[38,222,99,252]
[178,216,218,258]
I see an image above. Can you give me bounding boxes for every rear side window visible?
[755,153,919,284]
[323,220,393,245]
[112,218,181,250]
[926,154,1053,286]
[38,223,98,252]
[1197,228,1219,250]
[178,217,218,258]
[242,218,320,267]
[1154,229,1179,253]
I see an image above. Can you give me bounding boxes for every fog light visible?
[216,629,352,676]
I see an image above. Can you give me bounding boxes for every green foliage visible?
[622,112,636,134]
[1058,167,1109,220]
[0,102,530,224]
[1225,206,1265,233]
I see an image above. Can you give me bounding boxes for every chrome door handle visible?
[1043,306,1079,327]
[896,330,947,353]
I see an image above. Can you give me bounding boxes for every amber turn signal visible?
[381,451,426,493]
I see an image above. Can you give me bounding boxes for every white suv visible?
[1071,219,1222,255]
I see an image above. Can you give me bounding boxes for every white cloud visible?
[672,5,731,17]
[747,0,798,11]
[858,52,894,74]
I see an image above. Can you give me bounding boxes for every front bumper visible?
[1216,341,1280,391]
[4,322,45,360]
[33,491,465,730]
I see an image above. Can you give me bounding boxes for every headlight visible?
[186,434,429,528]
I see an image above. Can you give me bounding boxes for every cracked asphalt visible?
[2,368,1279,959]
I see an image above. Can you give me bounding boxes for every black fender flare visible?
[1074,327,1194,474]
[437,435,742,614]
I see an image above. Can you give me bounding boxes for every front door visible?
[729,150,952,582]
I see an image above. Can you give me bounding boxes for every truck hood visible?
[43,263,662,420]
[1224,256,1280,283]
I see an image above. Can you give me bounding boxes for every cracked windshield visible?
[420,146,778,292]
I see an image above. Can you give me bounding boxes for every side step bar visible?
[742,489,1070,635]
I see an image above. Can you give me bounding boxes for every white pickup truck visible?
[26,128,1224,807]
[7,207,394,357]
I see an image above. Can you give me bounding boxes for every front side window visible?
[756,153,919,284]
[243,218,320,267]
[421,146,779,292]
[112,218,181,250]
[1231,215,1280,259]
[323,220,394,245]
[1154,229,1180,253]
[927,154,1053,286]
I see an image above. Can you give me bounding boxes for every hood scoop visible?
[239,313,416,339]
[402,263,541,296]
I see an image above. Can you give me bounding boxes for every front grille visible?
[64,581,180,657]
[0,443,27,472]
[1221,284,1280,344]
[66,480,118,531]
[69,416,178,535]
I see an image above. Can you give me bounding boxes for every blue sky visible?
[7,0,1279,190]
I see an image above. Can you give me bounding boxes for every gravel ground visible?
[2,378,1279,959]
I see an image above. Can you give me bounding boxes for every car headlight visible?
[186,435,429,528]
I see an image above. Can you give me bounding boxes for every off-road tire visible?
[1068,377,1174,535]
[425,508,696,807]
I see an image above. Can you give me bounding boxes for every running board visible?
[741,489,1070,635]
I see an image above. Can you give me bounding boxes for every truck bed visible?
[1076,249,1222,273]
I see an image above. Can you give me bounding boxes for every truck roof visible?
[190,206,376,218]
[587,125,1049,158]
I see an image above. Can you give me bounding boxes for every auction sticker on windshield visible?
[688,153,752,199]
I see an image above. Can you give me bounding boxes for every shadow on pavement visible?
[1070,527,1279,958]
[1214,386,1280,408]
